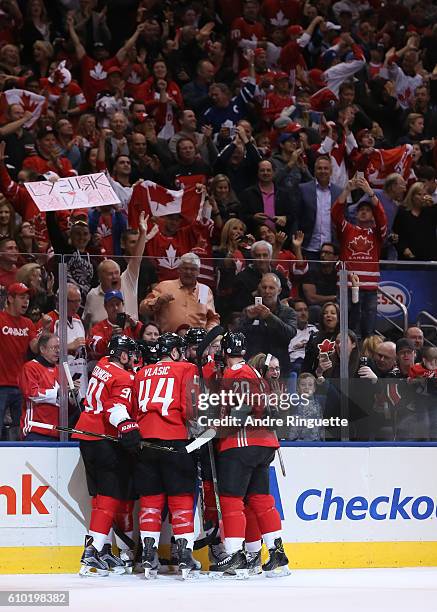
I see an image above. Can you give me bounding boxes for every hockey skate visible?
[119,549,135,574]
[209,549,249,580]
[175,538,200,580]
[142,537,159,580]
[208,540,235,575]
[79,536,109,577]
[262,538,291,578]
[100,543,127,574]
[247,550,262,576]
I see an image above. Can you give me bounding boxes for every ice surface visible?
[0,568,436,612]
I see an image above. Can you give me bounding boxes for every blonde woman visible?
[209,174,240,223]
[393,182,437,260]
[361,335,384,361]
[214,218,251,319]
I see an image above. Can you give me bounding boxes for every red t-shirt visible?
[0,311,37,386]
[0,266,18,290]
[19,359,59,438]
[23,155,75,178]
[73,359,135,440]
[133,360,197,440]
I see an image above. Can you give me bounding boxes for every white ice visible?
[1,568,437,612]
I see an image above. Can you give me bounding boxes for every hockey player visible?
[209,331,290,578]
[132,333,200,579]
[73,335,140,577]
[184,327,228,567]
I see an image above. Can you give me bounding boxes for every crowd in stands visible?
[0,0,436,442]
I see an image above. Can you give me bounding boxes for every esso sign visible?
[377,282,411,318]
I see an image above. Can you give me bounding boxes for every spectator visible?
[15,221,42,264]
[16,262,55,319]
[19,333,60,441]
[404,326,424,360]
[209,174,240,223]
[231,240,289,312]
[23,125,76,178]
[87,289,142,361]
[166,137,212,188]
[140,252,220,333]
[332,177,387,339]
[0,201,16,242]
[40,283,88,399]
[302,242,339,320]
[301,301,340,376]
[297,156,343,259]
[0,283,42,440]
[201,81,256,134]
[394,182,437,261]
[2,104,36,181]
[361,335,384,361]
[239,272,297,374]
[168,110,218,167]
[271,128,313,193]
[181,60,216,114]
[0,239,20,290]
[240,159,297,235]
[287,299,318,376]
[83,212,149,327]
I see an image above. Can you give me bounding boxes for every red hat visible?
[254,47,266,57]
[107,66,122,76]
[356,128,370,143]
[308,68,326,88]
[287,24,304,37]
[274,71,289,82]
[285,122,303,133]
[8,283,30,296]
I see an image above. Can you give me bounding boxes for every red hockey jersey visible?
[73,359,135,440]
[133,360,197,440]
[218,361,279,452]
[0,311,37,387]
[19,358,59,438]
[331,196,387,291]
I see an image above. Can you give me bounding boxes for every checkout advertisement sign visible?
[0,445,436,571]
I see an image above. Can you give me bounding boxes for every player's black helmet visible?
[185,327,207,347]
[137,340,160,364]
[108,335,138,360]
[221,332,246,356]
[156,333,185,359]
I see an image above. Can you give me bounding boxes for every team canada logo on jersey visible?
[271,10,289,26]
[90,63,107,80]
[317,339,335,355]
[348,235,373,256]
[158,244,180,270]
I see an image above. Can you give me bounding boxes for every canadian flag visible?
[0,89,46,128]
[365,145,414,187]
[128,178,204,229]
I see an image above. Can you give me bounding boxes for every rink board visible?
[0,443,437,573]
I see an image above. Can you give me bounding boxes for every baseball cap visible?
[37,125,56,140]
[254,47,266,57]
[273,116,292,129]
[8,283,30,296]
[396,339,415,353]
[104,290,124,303]
[287,25,304,37]
[107,66,122,76]
[274,71,289,82]
[308,68,326,88]
[279,132,297,143]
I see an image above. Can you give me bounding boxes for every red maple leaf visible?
[20,92,40,114]
[318,339,336,354]
[349,235,373,255]
[147,184,174,207]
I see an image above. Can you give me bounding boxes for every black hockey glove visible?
[117,419,141,452]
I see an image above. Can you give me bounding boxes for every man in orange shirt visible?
[139,252,220,333]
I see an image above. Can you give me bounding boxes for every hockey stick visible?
[262,354,286,478]
[195,325,225,541]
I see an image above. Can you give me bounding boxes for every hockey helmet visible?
[221,332,246,356]
[137,340,160,365]
[108,334,138,360]
[156,332,185,359]
[184,327,207,347]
